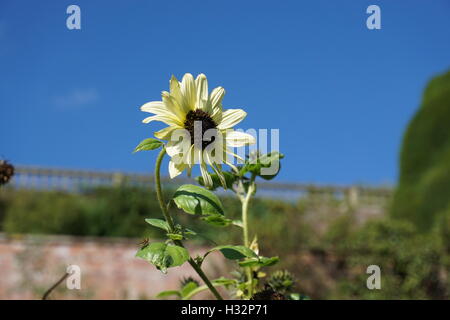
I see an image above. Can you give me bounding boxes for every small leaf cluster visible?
[197,151,285,191]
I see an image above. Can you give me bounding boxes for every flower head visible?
[140,73,255,187]
[0,160,14,186]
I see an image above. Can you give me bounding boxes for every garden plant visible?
[133,73,298,300]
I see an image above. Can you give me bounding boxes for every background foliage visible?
[0,185,448,299]
[391,70,450,232]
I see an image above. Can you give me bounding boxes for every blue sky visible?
[1,0,449,185]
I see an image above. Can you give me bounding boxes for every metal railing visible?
[8,165,393,205]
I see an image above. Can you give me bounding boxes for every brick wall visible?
[0,234,229,300]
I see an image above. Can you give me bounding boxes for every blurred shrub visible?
[2,190,87,235]
[80,186,165,237]
[278,217,449,299]
[0,186,367,254]
[391,70,450,232]
[1,187,165,238]
[332,219,448,299]
[0,187,312,246]
[0,186,448,299]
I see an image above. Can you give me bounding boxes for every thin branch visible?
[42,272,70,300]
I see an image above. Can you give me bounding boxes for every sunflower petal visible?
[186,144,195,166]
[154,126,179,140]
[205,151,227,188]
[195,73,210,112]
[162,91,185,120]
[169,75,182,101]
[200,162,213,188]
[166,135,191,157]
[225,130,256,147]
[210,86,225,123]
[223,157,239,173]
[142,114,182,127]
[217,109,247,130]
[210,87,225,110]
[141,101,174,116]
[181,73,196,111]
[224,146,244,161]
[168,160,186,178]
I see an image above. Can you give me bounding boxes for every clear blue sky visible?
[1,0,449,185]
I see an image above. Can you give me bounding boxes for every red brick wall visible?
[0,234,230,300]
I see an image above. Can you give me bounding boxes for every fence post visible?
[348,186,359,208]
[112,172,125,186]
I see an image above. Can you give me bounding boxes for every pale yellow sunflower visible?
[140,73,255,187]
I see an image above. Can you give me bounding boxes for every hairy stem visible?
[242,189,252,248]
[154,148,223,300]
[241,173,256,298]
[155,148,175,230]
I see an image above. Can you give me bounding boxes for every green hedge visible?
[0,186,311,247]
[0,187,448,299]
[331,219,448,299]
[391,70,450,231]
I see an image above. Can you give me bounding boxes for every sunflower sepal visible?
[196,171,237,191]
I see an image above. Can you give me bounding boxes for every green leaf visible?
[238,256,279,268]
[205,245,258,260]
[136,242,189,273]
[259,163,282,181]
[211,278,237,286]
[133,138,163,153]
[240,151,284,179]
[289,293,300,300]
[156,290,181,299]
[182,278,237,300]
[259,151,284,180]
[201,214,232,227]
[145,218,170,232]
[183,228,197,236]
[289,293,310,300]
[166,233,183,240]
[173,184,224,216]
[259,151,285,167]
[180,281,199,298]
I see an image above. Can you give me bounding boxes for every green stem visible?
[186,258,223,299]
[154,147,223,300]
[241,173,256,298]
[154,148,175,230]
[242,188,252,248]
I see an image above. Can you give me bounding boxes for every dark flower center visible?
[184,109,217,149]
